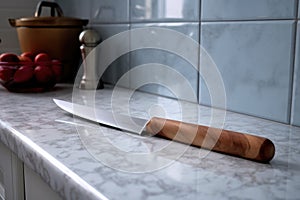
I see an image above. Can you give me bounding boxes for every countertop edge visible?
[0,119,109,200]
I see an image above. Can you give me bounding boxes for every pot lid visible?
[9,17,89,27]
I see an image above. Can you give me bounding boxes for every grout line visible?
[195,0,202,187]
[197,0,202,104]
[92,2,300,125]
[201,18,298,23]
[93,19,298,26]
[93,18,300,25]
[289,0,300,125]
[128,0,131,24]
[92,19,297,25]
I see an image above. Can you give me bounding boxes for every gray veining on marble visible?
[200,21,295,123]
[201,0,297,21]
[0,84,300,200]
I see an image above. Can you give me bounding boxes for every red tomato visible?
[0,53,19,62]
[51,63,62,82]
[20,52,35,61]
[34,53,51,63]
[51,59,61,65]
[0,66,14,82]
[14,65,34,83]
[34,65,53,83]
[18,56,32,62]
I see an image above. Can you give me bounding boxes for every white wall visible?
[0,0,53,54]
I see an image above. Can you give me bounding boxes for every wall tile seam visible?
[201,18,298,23]
[128,0,131,23]
[287,0,299,124]
[92,22,201,26]
[197,0,202,104]
[130,19,200,23]
[92,19,298,25]
[91,21,200,25]
[291,22,298,125]
[198,19,298,124]
[89,21,130,26]
[290,2,299,125]
[90,17,299,124]
[90,20,200,25]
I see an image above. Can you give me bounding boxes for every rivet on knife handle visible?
[146,117,275,163]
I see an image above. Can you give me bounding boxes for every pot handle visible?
[34,1,64,17]
[8,19,16,27]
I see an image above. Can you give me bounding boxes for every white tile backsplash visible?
[0,0,44,8]
[93,24,130,87]
[0,30,20,53]
[291,21,300,126]
[200,21,295,123]
[57,0,129,23]
[0,9,36,28]
[201,0,297,21]
[298,1,300,19]
[91,0,129,23]
[131,0,199,22]
[2,0,299,125]
[129,23,199,102]
[0,0,44,53]
[55,0,92,19]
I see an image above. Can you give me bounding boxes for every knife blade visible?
[53,99,275,163]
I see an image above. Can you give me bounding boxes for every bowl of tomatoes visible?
[0,52,62,92]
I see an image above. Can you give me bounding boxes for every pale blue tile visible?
[292,22,300,126]
[92,24,130,87]
[55,0,92,19]
[298,2,300,18]
[200,21,295,123]
[1,0,41,8]
[56,0,129,22]
[90,0,129,23]
[129,23,199,102]
[131,0,199,22]
[201,0,296,21]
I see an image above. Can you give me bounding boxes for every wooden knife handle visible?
[145,117,275,163]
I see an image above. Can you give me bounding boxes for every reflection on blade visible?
[53,99,148,135]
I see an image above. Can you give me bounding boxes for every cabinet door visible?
[0,170,5,200]
[24,165,62,200]
[0,142,24,200]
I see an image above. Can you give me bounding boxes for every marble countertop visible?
[0,84,299,200]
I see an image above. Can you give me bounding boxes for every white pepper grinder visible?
[79,29,104,89]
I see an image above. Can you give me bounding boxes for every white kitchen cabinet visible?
[24,165,62,200]
[0,142,24,200]
[0,141,61,200]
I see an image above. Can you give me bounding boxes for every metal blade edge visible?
[53,99,148,135]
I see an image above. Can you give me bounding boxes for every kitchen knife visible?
[53,99,275,163]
